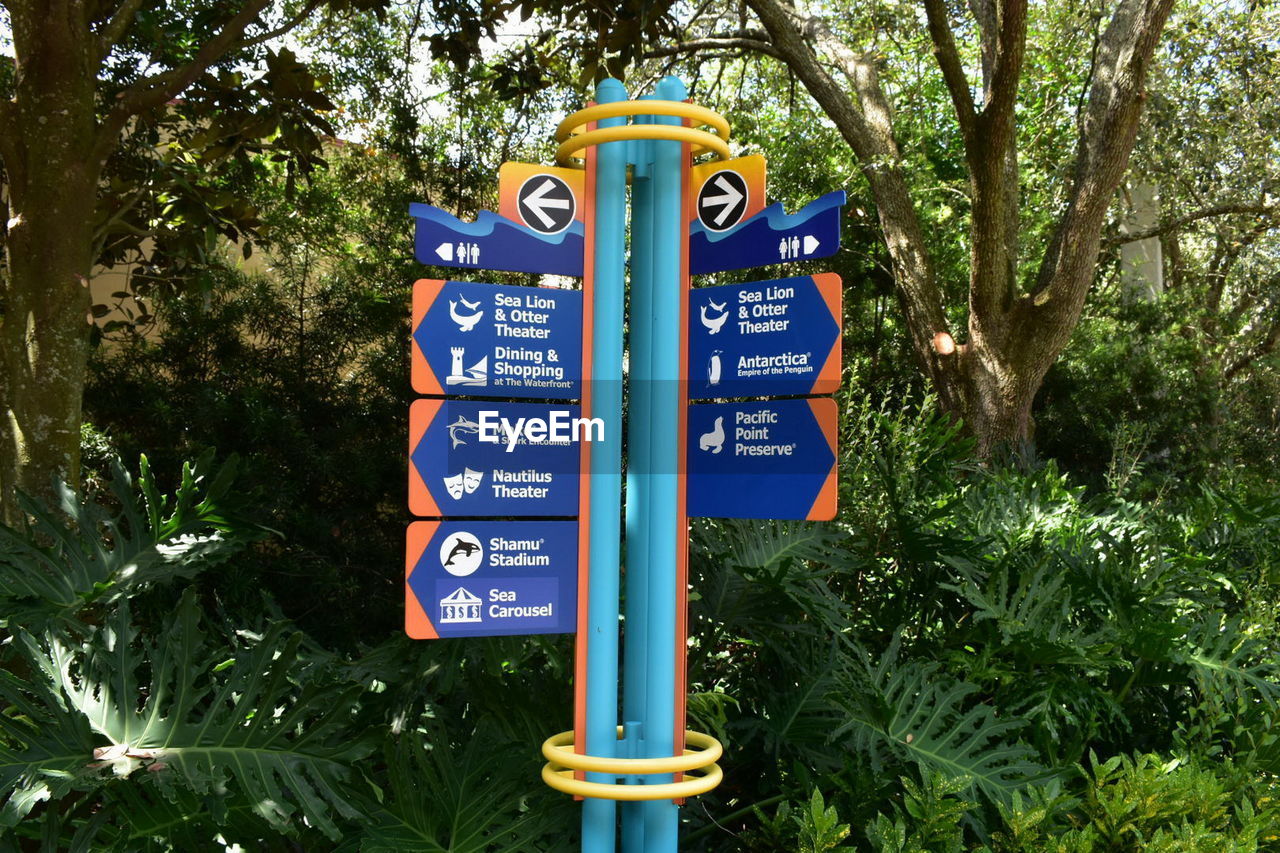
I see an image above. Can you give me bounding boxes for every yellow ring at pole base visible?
[555,125,732,167]
[542,728,723,775]
[554,100,730,144]
[541,761,724,801]
[539,728,724,801]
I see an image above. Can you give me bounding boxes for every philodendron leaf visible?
[832,640,1050,805]
[2,589,371,840]
[0,453,267,628]
[355,728,561,852]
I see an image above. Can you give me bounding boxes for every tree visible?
[0,0,335,519]
[631,0,1178,452]
[1034,4,1280,483]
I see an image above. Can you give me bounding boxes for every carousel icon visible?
[439,587,482,624]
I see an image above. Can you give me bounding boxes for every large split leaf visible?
[351,728,565,852]
[832,640,1049,805]
[1,589,370,839]
[0,452,264,629]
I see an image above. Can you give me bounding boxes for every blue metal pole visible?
[582,76,628,853]
[642,74,687,853]
[622,100,657,853]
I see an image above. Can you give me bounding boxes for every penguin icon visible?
[708,350,722,386]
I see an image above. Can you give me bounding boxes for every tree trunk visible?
[0,6,100,522]
[942,341,1042,455]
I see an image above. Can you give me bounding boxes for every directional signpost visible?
[408,399,584,517]
[406,520,578,638]
[412,279,582,398]
[690,189,845,274]
[412,161,586,275]
[687,398,838,520]
[688,273,842,399]
[690,155,765,233]
[405,78,845,853]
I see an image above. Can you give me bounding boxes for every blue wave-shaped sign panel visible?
[412,204,585,277]
[689,191,846,275]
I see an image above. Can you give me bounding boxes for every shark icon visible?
[447,415,481,449]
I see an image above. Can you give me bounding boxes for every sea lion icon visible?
[439,532,483,577]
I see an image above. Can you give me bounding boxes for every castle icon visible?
[446,347,488,386]
[439,587,482,624]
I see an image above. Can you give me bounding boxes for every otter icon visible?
[439,531,483,577]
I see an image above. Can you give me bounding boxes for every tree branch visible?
[1224,308,1280,381]
[645,35,779,61]
[1104,202,1277,247]
[236,0,324,50]
[96,0,147,60]
[1025,0,1176,343]
[91,0,276,165]
[745,0,956,395]
[922,0,976,146]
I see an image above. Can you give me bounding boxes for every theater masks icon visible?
[443,473,465,500]
[442,468,484,501]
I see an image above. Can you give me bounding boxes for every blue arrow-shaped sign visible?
[409,399,586,517]
[687,398,838,520]
[412,279,582,399]
[689,273,842,399]
[406,520,578,638]
[411,203,584,276]
[689,191,845,275]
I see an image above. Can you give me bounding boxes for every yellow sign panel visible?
[689,155,766,232]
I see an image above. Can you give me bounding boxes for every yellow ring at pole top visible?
[554,100,730,144]
[555,125,731,167]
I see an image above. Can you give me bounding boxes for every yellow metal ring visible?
[540,728,724,800]
[555,100,730,144]
[542,728,723,775]
[555,125,731,166]
[541,761,723,801]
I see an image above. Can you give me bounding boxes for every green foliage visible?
[0,459,574,850]
[352,729,567,852]
[833,643,1049,805]
[865,774,975,853]
[0,451,261,630]
[4,591,369,838]
[680,396,1280,849]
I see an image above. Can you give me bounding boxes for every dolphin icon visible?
[443,537,481,566]
[700,302,729,335]
[449,299,483,332]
